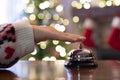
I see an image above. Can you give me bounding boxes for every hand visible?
[33,25,86,43]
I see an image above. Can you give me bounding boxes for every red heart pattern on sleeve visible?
[0,24,16,60]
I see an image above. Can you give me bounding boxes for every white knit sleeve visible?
[12,20,35,57]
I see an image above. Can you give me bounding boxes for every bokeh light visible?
[55,24,66,32]
[29,14,36,21]
[28,57,36,61]
[79,0,86,4]
[71,1,78,7]
[25,4,34,13]
[31,48,37,55]
[65,42,71,45]
[98,1,106,8]
[106,0,112,6]
[42,56,56,61]
[39,1,50,10]
[83,3,91,9]
[63,19,69,26]
[113,0,120,6]
[37,13,44,19]
[59,51,66,57]
[39,41,47,49]
[56,4,63,13]
[52,40,59,45]
[53,14,60,21]
[73,16,80,23]
[76,3,82,9]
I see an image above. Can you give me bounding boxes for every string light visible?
[71,1,78,7]
[76,3,83,9]
[56,4,63,13]
[59,51,66,57]
[42,56,56,61]
[31,48,37,55]
[98,1,106,8]
[50,56,56,61]
[37,13,44,19]
[106,0,112,6]
[73,16,79,23]
[55,45,63,52]
[39,1,50,10]
[79,0,86,4]
[52,40,59,45]
[45,13,52,20]
[25,4,34,13]
[53,14,60,21]
[39,41,47,49]
[55,24,66,32]
[63,19,69,25]
[28,57,36,61]
[83,2,91,9]
[113,0,120,6]
[29,14,36,21]
[65,42,71,45]
[42,57,49,61]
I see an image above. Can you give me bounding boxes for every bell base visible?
[64,61,98,68]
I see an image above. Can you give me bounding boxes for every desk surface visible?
[0,60,120,80]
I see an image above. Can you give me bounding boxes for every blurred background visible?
[1,0,120,61]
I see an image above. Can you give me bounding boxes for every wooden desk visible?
[0,60,120,80]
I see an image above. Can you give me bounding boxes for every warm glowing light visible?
[44,1,50,8]
[23,0,29,4]
[56,4,63,13]
[40,42,47,49]
[53,14,60,20]
[29,14,36,20]
[55,45,66,57]
[83,3,91,9]
[38,13,44,19]
[60,51,66,57]
[106,1,112,6]
[49,1,55,8]
[52,40,59,45]
[31,48,37,55]
[76,3,82,9]
[42,56,56,61]
[65,42,71,44]
[50,23,55,27]
[42,57,50,61]
[28,57,36,61]
[59,18,64,24]
[55,45,63,52]
[80,0,86,4]
[98,1,106,8]
[71,1,78,7]
[73,16,79,23]
[50,56,56,61]
[55,24,66,32]
[86,0,91,3]
[25,4,34,13]
[39,1,50,10]
[114,0,120,6]
[63,19,69,25]
[45,13,52,20]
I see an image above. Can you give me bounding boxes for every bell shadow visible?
[65,67,97,80]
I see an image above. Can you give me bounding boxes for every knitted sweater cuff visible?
[12,20,34,57]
